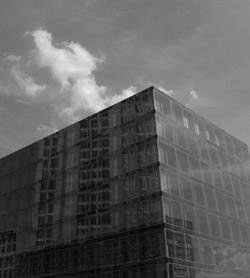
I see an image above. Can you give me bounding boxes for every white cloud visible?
[36,123,58,135]
[30,28,135,121]
[5,55,22,62]
[107,86,136,104]
[185,89,200,107]
[10,67,46,97]
[190,89,198,100]
[31,29,103,88]
[186,89,224,110]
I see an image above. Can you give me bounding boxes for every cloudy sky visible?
[0,0,250,157]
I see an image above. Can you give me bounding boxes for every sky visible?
[0,0,250,157]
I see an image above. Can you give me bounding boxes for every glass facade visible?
[0,86,249,277]
[154,88,250,277]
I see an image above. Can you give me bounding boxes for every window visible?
[193,182,205,206]
[48,180,56,190]
[215,192,227,214]
[232,176,243,198]
[194,123,200,135]
[102,159,109,167]
[44,138,50,146]
[39,204,46,214]
[102,139,109,147]
[92,140,98,148]
[50,157,58,168]
[186,235,199,262]
[102,170,109,178]
[223,174,233,194]
[167,172,181,197]
[196,209,209,235]
[189,156,200,179]
[164,124,174,142]
[102,119,109,127]
[159,146,165,163]
[154,93,171,116]
[177,151,189,173]
[208,213,220,238]
[209,146,219,165]
[183,110,195,131]
[159,142,177,168]
[52,138,58,146]
[187,137,198,155]
[239,224,250,245]
[230,221,242,243]
[183,117,189,129]
[224,134,234,154]
[206,125,216,144]
[199,141,209,161]
[213,171,224,190]
[166,145,177,168]
[205,130,210,141]
[215,135,220,146]
[225,196,237,218]
[176,129,186,148]
[48,203,54,213]
[172,102,183,123]
[183,204,196,230]
[201,162,213,185]
[204,187,217,210]
[199,239,213,265]
[91,120,98,128]
[218,150,228,168]
[171,200,183,226]
[181,177,193,201]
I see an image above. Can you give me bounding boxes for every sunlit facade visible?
[0,86,249,277]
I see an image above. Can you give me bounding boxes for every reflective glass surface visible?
[0,87,249,277]
[154,87,250,277]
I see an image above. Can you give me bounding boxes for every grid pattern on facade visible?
[0,231,16,278]
[154,88,250,277]
[0,86,250,277]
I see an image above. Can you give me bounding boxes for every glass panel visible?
[199,238,214,265]
[230,221,242,243]
[182,204,196,231]
[156,117,175,142]
[177,150,189,173]
[204,187,217,210]
[159,142,177,168]
[199,140,209,161]
[166,145,177,168]
[172,102,183,124]
[160,169,180,197]
[163,198,183,226]
[176,129,186,149]
[225,196,237,218]
[213,170,224,190]
[188,156,201,179]
[208,213,221,238]
[209,145,219,165]
[196,209,209,235]
[216,192,227,214]
[183,109,195,131]
[223,173,234,194]
[193,182,206,206]
[171,200,183,227]
[220,216,232,241]
[154,92,171,116]
[180,177,193,202]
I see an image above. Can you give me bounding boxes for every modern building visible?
[0,86,250,278]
